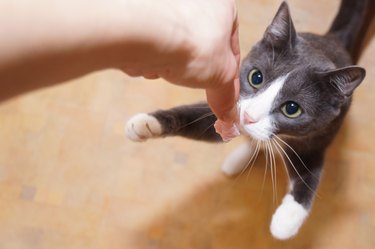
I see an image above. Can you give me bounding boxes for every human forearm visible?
[0,0,186,100]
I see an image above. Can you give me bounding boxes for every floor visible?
[0,0,374,248]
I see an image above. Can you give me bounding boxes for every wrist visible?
[85,0,192,72]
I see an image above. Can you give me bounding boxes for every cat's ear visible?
[320,66,366,97]
[263,1,297,49]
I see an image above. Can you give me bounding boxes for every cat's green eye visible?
[248,69,263,88]
[282,101,302,118]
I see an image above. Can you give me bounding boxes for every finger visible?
[206,76,239,123]
[214,119,240,142]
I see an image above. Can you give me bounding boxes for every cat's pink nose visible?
[244,112,256,124]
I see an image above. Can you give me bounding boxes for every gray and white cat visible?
[125,0,373,240]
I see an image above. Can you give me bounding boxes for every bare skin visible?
[0,0,240,140]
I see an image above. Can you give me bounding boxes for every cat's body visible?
[125,0,374,240]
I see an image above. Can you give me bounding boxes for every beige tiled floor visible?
[0,0,374,248]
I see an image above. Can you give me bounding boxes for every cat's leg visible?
[221,142,256,176]
[270,151,323,240]
[125,102,222,142]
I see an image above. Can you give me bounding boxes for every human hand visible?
[170,0,241,142]
[0,0,241,139]
[120,0,241,141]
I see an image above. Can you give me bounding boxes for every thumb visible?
[207,11,240,124]
[206,76,239,123]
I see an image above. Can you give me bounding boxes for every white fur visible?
[125,113,162,142]
[270,194,309,240]
[239,75,287,140]
[221,142,255,176]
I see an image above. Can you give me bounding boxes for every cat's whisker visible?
[271,139,290,181]
[245,140,261,181]
[236,140,257,176]
[272,138,319,196]
[268,140,278,206]
[274,148,279,205]
[272,142,279,205]
[232,141,255,179]
[176,112,215,130]
[242,128,284,204]
[265,141,272,204]
[243,128,276,200]
[231,140,261,185]
[260,141,269,198]
[198,121,216,140]
[273,134,319,180]
[266,141,275,207]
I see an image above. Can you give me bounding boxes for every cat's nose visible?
[244,112,256,124]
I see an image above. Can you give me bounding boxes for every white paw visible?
[221,143,254,177]
[270,194,308,240]
[125,113,162,142]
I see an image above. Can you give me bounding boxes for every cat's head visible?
[238,2,365,141]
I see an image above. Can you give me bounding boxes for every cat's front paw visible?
[125,113,162,142]
[270,194,308,240]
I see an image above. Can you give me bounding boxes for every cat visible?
[125,0,374,240]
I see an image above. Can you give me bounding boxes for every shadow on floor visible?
[132,122,352,249]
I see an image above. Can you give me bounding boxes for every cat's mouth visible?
[237,102,274,141]
[240,123,273,141]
